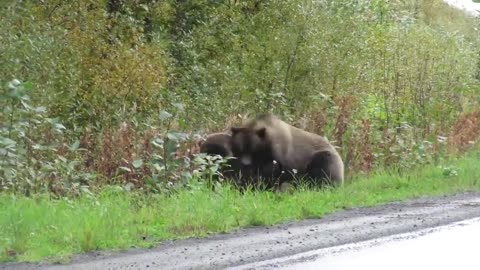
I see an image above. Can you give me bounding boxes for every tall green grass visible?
[1,154,480,263]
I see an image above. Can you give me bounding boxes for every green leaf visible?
[159,111,173,121]
[166,132,188,142]
[7,79,21,90]
[173,102,184,111]
[166,132,179,141]
[68,161,81,170]
[80,186,93,196]
[139,4,149,12]
[132,159,143,168]
[22,81,33,90]
[54,123,66,131]
[124,182,134,192]
[34,106,47,113]
[151,138,164,148]
[0,138,17,146]
[70,140,80,151]
[8,88,26,99]
[152,163,165,172]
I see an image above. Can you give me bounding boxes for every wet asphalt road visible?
[236,217,480,270]
[2,192,480,270]
[444,0,480,16]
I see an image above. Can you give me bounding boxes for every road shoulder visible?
[2,191,480,270]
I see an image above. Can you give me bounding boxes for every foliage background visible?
[1,0,480,194]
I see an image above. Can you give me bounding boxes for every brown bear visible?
[198,132,241,180]
[199,132,234,159]
[230,113,344,187]
[198,132,283,189]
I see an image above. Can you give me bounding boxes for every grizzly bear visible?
[230,113,344,187]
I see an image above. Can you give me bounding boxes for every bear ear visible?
[256,127,267,139]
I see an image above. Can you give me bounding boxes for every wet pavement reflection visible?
[443,0,480,16]
[245,217,480,270]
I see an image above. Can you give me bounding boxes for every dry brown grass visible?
[333,95,357,147]
[303,108,328,136]
[75,121,218,186]
[63,108,480,187]
[448,111,480,153]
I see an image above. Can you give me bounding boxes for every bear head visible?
[230,126,273,167]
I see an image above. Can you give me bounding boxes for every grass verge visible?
[1,154,480,263]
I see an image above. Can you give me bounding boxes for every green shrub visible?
[0,0,479,193]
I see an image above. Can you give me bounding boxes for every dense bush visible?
[1,0,479,193]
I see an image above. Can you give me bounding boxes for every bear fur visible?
[199,132,234,158]
[230,113,344,187]
[198,132,282,188]
[198,132,241,180]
